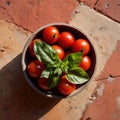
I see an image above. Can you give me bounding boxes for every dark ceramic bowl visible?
[22,23,97,99]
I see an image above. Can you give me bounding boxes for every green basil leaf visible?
[40,68,52,78]
[66,67,89,84]
[49,68,62,88]
[34,41,61,66]
[63,52,83,69]
[46,62,62,69]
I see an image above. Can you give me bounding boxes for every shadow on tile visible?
[0,54,61,120]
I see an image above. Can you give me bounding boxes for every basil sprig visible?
[34,41,89,88]
[34,41,61,67]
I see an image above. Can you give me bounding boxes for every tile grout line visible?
[95,74,120,81]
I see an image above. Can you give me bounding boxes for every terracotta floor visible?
[0,0,120,120]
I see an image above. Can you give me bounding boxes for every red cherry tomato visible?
[57,75,76,95]
[58,32,75,49]
[52,45,65,60]
[72,39,90,55]
[29,39,41,58]
[38,78,50,90]
[27,60,45,79]
[43,26,60,44]
[79,56,91,71]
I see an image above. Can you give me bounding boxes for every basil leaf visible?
[34,41,61,66]
[46,62,62,69]
[66,67,89,84]
[63,52,83,69]
[49,68,62,88]
[40,68,52,78]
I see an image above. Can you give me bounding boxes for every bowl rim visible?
[21,22,97,99]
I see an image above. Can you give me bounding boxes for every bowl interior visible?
[22,23,96,99]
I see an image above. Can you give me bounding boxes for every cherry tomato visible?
[27,60,45,79]
[79,56,91,71]
[58,32,75,49]
[52,45,65,60]
[38,78,50,90]
[29,39,41,58]
[57,75,76,95]
[72,39,90,55]
[43,26,60,44]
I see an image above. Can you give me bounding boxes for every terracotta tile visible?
[82,77,120,120]
[79,0,97,8]
[81,40,120,120]
[78,0,120,22]
[96,40,120,79]
[0,0,79,32]
[94,0,120,22]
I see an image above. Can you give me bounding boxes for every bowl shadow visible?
[0,54,60,120]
